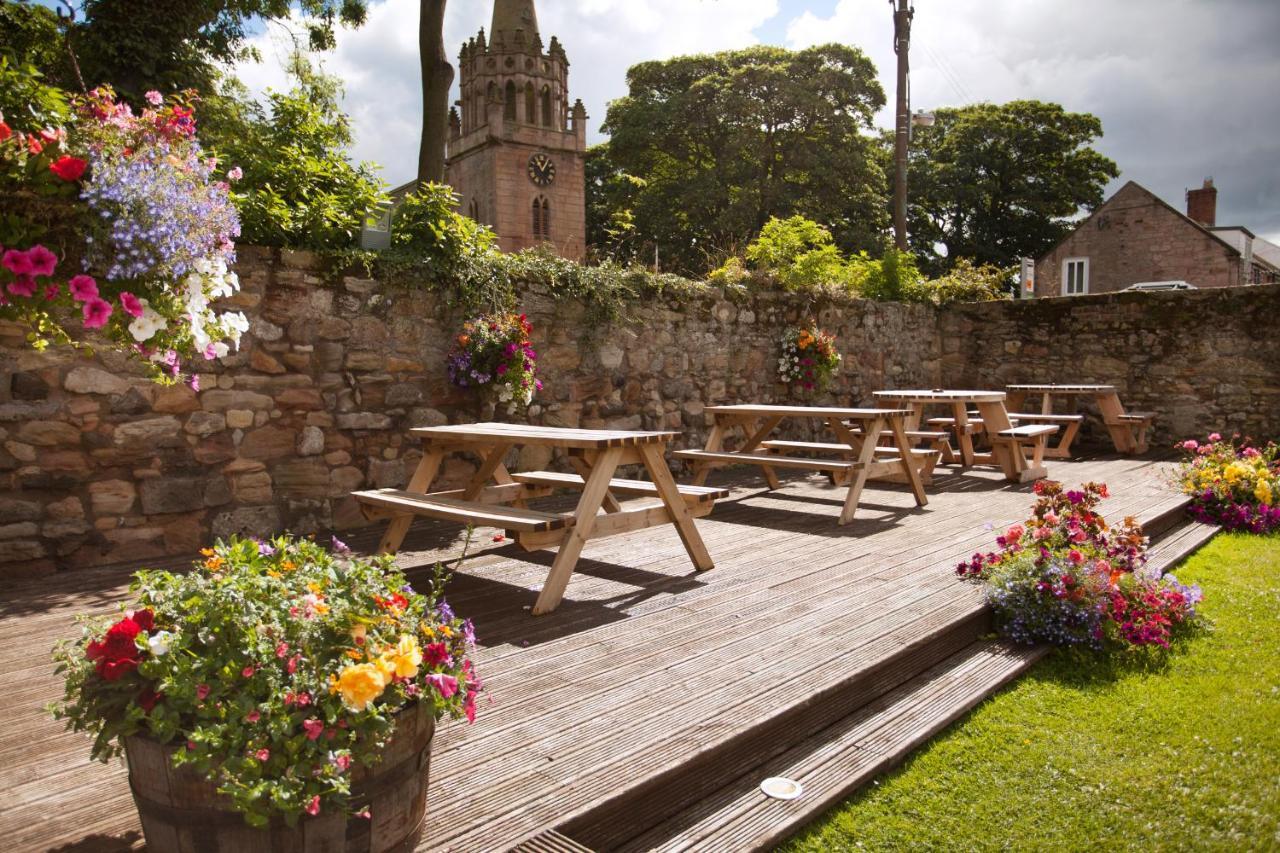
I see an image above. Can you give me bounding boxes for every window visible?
[532,196,550,241]
[524,82,535,124]
[540,86,552,126]
[468,198,482,224]
[1063,257,1089,295]
[504,81,516,121]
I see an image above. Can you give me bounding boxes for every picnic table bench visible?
[873,390,1056,483]
[673,404,927,525]
[1006,384,1155,454]
[354,423,724,615]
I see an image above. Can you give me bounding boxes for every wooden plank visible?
[378,447,444,554]
[704,405,913,419]
[510,471,729,502]
[354,490,571,532]
[672,450,858,473]
[410,423,679,449]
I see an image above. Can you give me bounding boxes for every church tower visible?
[447,0,588,260]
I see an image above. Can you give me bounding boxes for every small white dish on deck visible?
[760,776,803,800]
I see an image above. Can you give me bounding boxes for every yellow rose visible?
[378,635,423,680]
[336,663,387,711]
[1256,480,1274,506]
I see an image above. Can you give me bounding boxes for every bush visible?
[744,215,852,292]
[211,59,386,251]
[914,257,1011,305]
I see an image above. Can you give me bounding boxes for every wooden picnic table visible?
[1006,384,1156,454]
[873,389,1054,483]
[353,423,723,616]
[673,404,927,525]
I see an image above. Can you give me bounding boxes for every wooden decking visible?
[0,454,1194,852]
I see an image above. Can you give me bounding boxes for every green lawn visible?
[783,533,1280,852]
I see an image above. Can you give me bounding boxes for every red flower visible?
[137,687,163,712]
[129,608,154,632]
[423,641,450,667]
[49,155,87,182]
[86,615,144,680]
[26,136,42,155]
[0,122,11,142]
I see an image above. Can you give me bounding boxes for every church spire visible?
[491,0,539,46]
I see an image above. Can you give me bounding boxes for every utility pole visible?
[891,0,913,251]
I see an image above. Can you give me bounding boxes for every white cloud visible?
[234,0,779,188]
[233,0,1280,242]
[785,0,1280,241]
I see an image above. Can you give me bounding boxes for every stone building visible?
[1034,179,1280,297]
[444,0,588,260]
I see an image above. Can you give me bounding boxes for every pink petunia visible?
[44,282,60,300]
[227,166,243,181]
[306,795,321,816]
[425,673,459,699]
[1207,432,1221,442]
[188,373,200,392]
[241,665,255,678]
[82,297,113,329]
[245,710,260,723]
[145,90,164,106]
[119,291,144,317]
[255,748,270,761]
[196,684,210,701]
[2,249,33,276]
[26,245,57,277]
[303,718,325,741]
[68,274,99,302]
[7,275,36,298]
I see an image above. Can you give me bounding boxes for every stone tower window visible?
[504,81,517,121]
[524,82,536,125]
[533,196,550,241]
[540,85,552,127]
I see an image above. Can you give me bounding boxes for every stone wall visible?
[2,247,1275,577]
[940,285,1280,446]
[0,247,937,575]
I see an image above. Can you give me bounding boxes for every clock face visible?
[528,153,556,187]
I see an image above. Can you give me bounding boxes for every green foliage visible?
[907,100,1120,274]
[784,532,1280,850]
[51,535,478,827]
[0,54,71,131]
[31,0,368,103]
[0,2,74,91]
[858,247,923,302]
[211,58,386,251]
[595,44,888,275]
[740,216,853,293]
[915,257,1013,305]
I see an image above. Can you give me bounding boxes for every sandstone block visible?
[90,479,137,515]
[336,412,392,431]
[17,420,82,446]
[297,425,325,456]
[140,477,207,515]
[212,505,281,540]
[185,411,227,437]
[226,409,254,429]
[64,366,129,396]
[250,348,286,374]
[239,425,297,460]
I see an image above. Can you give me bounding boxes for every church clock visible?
[527,153,556,187]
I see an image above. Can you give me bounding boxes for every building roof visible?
[491,0,540,44]
[1037,179,1243,263]
[1250,235,1280,271]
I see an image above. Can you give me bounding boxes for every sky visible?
[235,0,1280,243]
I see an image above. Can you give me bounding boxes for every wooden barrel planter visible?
[123,702,434,853]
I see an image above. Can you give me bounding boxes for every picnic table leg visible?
[378,446,445,555]
[1095,392,1136,453]
[1046,418,1081,460]
[639,444,714,571]
[532,446,625,616]
[886,416,928,506]
[691,421,727,486]
[741,416,784,489]
[568,454,623,512]
[837,416,885,524]
[975,401,1033,482]
[461,443,513,499]
[953,404,977,467]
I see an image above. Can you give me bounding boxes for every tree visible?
[417,0,452,185]
[905,100,1119,273]
[594,44,888,276]
[0,0,368,102]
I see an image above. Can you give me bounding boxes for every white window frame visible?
[1062,257,1090,295]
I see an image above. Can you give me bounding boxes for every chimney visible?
[1186,177,1217,226]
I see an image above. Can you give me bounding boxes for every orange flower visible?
[200,547,216,557]
[280,560,297,572]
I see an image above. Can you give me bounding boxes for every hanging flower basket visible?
[446,312,542,411]
[777,322,841,395]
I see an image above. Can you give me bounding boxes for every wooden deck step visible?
[672,449,859,473]
[1145,518,1217,575]
[510,471,729,502]
[352,489,571,532]
[511,829,596,853]
[605,640,1046,853]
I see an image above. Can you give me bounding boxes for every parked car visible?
[1122,281,1197,291]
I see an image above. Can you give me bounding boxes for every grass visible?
[783,533,1280,851]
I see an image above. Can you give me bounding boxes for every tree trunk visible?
[417,0,453,186]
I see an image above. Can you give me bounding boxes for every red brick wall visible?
[1035,182,1242,296]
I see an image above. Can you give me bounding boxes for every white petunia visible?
[148,631,174,656]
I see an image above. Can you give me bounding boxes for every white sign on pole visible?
[1020,258,1035,298]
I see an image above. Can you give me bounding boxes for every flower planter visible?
[124,701,434,853]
